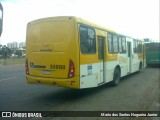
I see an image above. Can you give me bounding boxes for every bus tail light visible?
[25,59,29,75]
[68,59,75,78]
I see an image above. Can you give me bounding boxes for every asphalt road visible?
[0,65,159,120]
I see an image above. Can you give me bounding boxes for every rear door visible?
[98,36,105,83]
[127,41,132,73]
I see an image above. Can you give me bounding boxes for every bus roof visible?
[74,17,144,41]
[27,16,143,41]
[28,16,116,33]
[74,16,116,33]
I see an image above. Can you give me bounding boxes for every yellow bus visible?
[26,16,145,89]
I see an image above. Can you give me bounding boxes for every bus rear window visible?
[28,21,71,44]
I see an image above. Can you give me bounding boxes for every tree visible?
[15,50,22,57]
[0,45,12,58]
[0,45,12,65]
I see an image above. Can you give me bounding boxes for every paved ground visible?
[0,65,159,120]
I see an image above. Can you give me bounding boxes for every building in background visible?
[19,42,26,48]
[6,42,26,57]
[7,42,18,49]
[7,43,12,48]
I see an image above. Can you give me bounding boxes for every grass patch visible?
[0,57,25,66]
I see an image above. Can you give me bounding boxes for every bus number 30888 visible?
[50,64,65,70]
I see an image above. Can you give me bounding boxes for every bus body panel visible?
[79,27,108,88]
[146,42,160,65]
[26,16,80,89]
[80,63,100,88]
[117,54,128,77]
[26,75,80,89]
[146,51,160,64]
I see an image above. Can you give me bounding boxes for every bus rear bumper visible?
[26,75,80,89]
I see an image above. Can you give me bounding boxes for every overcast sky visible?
[0,0,159,45]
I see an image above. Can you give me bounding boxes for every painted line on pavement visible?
[0,77,17,82]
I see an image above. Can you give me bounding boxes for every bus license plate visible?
[41,70,52,75]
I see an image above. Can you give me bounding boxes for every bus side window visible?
[80,26,88,53]
[87,28,96,53]
[107,33,113,53]
[122,37,126,53]
[133,40,139,53]
[113,34,118,53]
[137,41,142,53]
[133,40,136,53]
[118,36,123,53]
[108,33,119,53]
[80,26,96,54]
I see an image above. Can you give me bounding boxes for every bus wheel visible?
[112,68,120,87]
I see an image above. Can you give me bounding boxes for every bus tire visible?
[112,68,120,87]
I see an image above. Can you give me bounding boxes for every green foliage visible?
[15,50,22,56]
[0,46,12,58]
